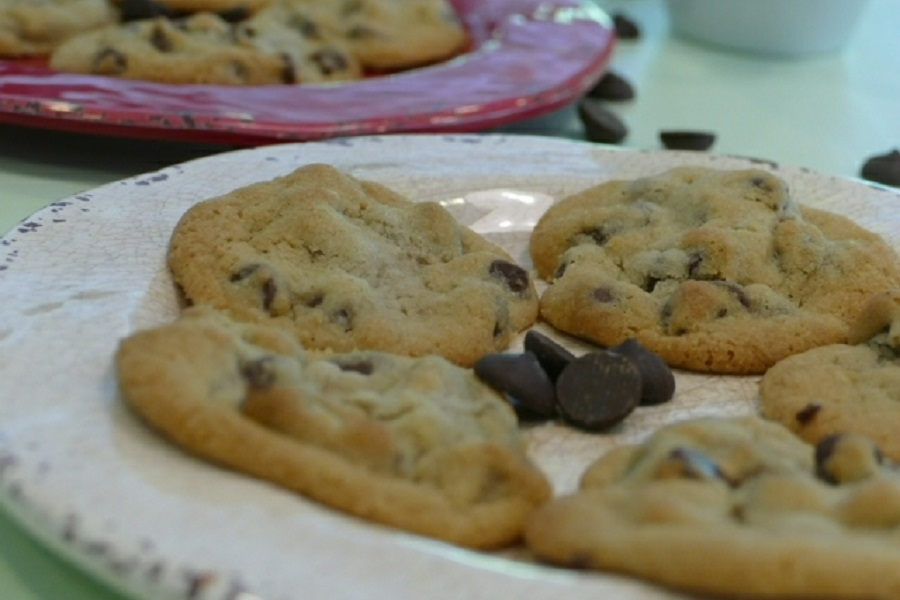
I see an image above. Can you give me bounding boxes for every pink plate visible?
[0,0,614,145]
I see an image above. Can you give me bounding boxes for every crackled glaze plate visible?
[2,135,900,600]
[0,0,614,145]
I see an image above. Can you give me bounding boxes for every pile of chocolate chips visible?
[578,12,716,151]
[474,330,676,431]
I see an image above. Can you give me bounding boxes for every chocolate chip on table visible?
[659,130,716,151]
[860,149,900,187]
[609,338,675,405]
[474,352,557,419]
[578,97,628,144]
[523,329,576,382]
[585,71,635,102]
[611,12,641,40]
[555,351,641,430]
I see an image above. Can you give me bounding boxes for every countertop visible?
[1,0,898,598]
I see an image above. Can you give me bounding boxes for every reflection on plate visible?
[0,0,614,145]
[2,135,899,600]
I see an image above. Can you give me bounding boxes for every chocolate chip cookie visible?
[760,288,900,461]
[49,11,360,84]
[116,307,551,549]
[526,416,900,598]
[531,166,900,374]
[0,0,118,57]
[168,163,539,366]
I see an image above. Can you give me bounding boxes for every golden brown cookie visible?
[116,307,551,549]
[0,0,118,57]
[760,289,900,461]
[167,163,539,367]
[530,166,900,374]
[526,416,900,598]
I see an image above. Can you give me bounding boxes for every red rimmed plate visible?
[0,0,614,145]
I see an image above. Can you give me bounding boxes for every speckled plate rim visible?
[2,134,900,600]
[0,0,614,145]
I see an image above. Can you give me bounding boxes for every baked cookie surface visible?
[760,289,900,461]
[0,0,118,57]
[168,163,539,366]
[49,11,360,84]
[530,166,900,374]
[116,307,551,549]
[526,416,900,598]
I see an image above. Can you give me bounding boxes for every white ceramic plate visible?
[1,135,899,600]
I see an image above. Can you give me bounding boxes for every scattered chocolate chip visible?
[474,352,557,419]
[860,149,900,187]
[578,97,628,145]
[332,358,374,375]
[659,130,716,151]
[609,338,675,405]
[241,356,277,389]
[555,351,641,430]
[611,12,641,39]
[523,330,576,382]
[795,402,822,425]
[586,70,635,101]
[489,260,530,294]
[92,48,128,76]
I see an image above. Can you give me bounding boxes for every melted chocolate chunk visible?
[578,97,628,144]
[241,356,278,389]
[609,338,675,405]
[795,402,822,425]
[524,329,576,382]
[586,71,635,101]
[555,351,641,430]
[860,149,900,187]
[659,130,716,151]
[474,352,557,419]
[489,260,530,294]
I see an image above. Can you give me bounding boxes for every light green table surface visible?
[1,0,899,598]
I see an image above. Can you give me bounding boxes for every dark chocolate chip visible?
[311,48,350,76]
[795,402,822,425]
[149,25,173,52]
[523,329,576,382]
[609,338,675,405]
[216,6,250,22]
[332,358,374,375]
[92,48,128,75]
[279,53,297,84]
[583,226,611,245]
[612,12,641,40]
[241,356,277,389]
[489,260,530,295]
[592,285,615,303]
[120,0,173,21]
[555,351,641,430]
[262,278,278,311]
[814,434,843,484]
[660,130,716,151]
[578,98,628,145]
[474,352,557,419]
[860,149,900,187]
[586,71,635,101]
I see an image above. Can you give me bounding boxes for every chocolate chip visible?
[92,48,128,75]
[523,330,575,382]
[216,6,250,22]
[311,48,350,76]
[795,402,822,425]
[555,351,641,430]
[279,53,297,84]
[660,130,716,151]
[612,12,641,40]
[609,338,675,405]
[586,71,635,101]
[120,0,173,21]
[474,352,557,419]
[578,98,628,144]
[332,358,374,375]
[860,149,900,187]
[592,285,615,303]
[489,260,530,295]
[241,356,277,389]
[149,24,173,52]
